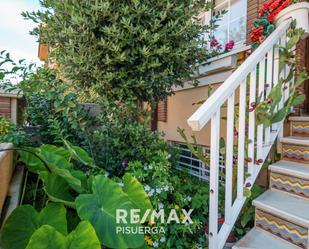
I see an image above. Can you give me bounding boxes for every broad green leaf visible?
[123,173,153,216]
[40,150,83,192]
[66,221,101,249]
[25,221,101,249]
[1,203,67,249]
[286,33,300,49]
[292,94,305,106]
[18,149,46,173]
[40,144,70,161]
[75,175,145,249]
[270,107,288,124]
[63,140,94,167]
[40,172,76,208]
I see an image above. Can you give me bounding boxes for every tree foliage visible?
[24,0,214,103]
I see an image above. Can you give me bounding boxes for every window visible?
[213,0,247,47]
[172,142,225,182]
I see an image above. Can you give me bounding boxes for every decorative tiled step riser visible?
[282,143,309,164]
[292,121,309,137]
[270,172,309,198]
[255,209,308,249]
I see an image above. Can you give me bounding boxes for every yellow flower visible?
[180,213,185,221]
[144,236,153,246]
[175,204,180,210]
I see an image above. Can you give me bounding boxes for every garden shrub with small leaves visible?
[127,151,210,249]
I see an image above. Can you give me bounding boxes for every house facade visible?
[153,0,309,179]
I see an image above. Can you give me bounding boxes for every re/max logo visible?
[116,209,194,224]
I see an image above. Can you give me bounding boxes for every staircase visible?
[186,10,309,249]
[234,116,309,249]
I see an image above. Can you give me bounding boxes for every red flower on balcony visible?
[251,0,292,47]
[250,26,263,42]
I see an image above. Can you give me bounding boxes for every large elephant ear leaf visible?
[0,203,67,249]
[0,205,38,249]
[67,221,101,249]
[18,148,46,173]
[25,221,101,249]
[40,144,71,161]
[40,150,84,193]
[37,203,68,235]
[25,225,67,249]
[75,175,145,249]
[40,172,76,208]
[123,173,153,215]
[63,140,95,167]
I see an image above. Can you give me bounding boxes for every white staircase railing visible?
[187,18,293,249]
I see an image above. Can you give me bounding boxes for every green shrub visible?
[24,0,215,104]
[0,116,29,146]
[127,151,209,248]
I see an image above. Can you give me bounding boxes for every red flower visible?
[269,0,281,12]
[282,0,291,8]
[267,13,275,23]
[250,26,264,42]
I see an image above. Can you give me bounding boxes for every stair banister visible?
[187,18,293,249]
[187,19,292,131]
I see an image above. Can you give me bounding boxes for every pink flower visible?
[225,40,235,50]
[210,38,219,47]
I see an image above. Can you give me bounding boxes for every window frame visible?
[212,0,247,48]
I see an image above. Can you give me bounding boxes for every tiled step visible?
[253,190,309,248]
[280,137,309,164]
[233,227,300,249]
[289,116,309,137]
[269,160,309,198]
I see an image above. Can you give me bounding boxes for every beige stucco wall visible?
[158,83,231,147]
[0,143,14,215]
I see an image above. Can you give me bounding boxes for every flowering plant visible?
[209,38,235,55]
[250,0,292,48]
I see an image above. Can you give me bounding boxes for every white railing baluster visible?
[256,57,266,175]
[237,80,247,201]
[265,48,274,145]
[209,111,221,249]
[225,93,235,225]
[248,69,257,178]
[272,40,280,133]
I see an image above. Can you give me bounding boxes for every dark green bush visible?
[24,0,214,104]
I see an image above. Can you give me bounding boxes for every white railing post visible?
[237,80,247,201]
[265,48,274,146]
[209,111,221,249]
[248,68,257,179]
[225,93,235,225]
[256,57,266,175]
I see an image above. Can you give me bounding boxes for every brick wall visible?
[0,97,11,119]
[247,0,268,44]
[294,37,309,115]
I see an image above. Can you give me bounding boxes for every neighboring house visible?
[0,88,22,125]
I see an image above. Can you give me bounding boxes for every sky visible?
[0,0,42,64]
